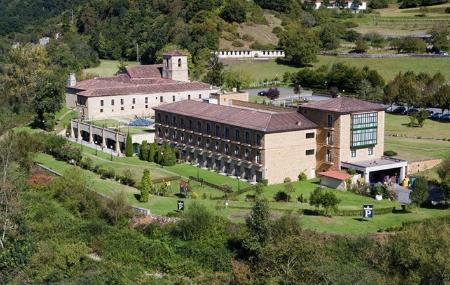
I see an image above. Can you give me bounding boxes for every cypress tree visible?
[148,143,156,162]
[125,132,133,157]
[140,140,148,161]
[162,144,176,166]
[140,169,151,202]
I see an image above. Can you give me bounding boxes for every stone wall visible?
[407,159,442,175]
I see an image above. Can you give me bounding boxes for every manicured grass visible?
[385,114,450,139]
[34,152,450,234]
[385,136,450,161]
[89,119,153,135]
[225,56,450,82]
[55,107,78,132]
[84,60,139,77]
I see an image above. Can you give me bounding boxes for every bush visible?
[266,87,280,100]
[100,168,115,179]
[272,26,282,35]
[298,172,307,181]
[120,169,135,186]
[347,168,357,175]
[80,157,93,170]
[232,40,244,47]
[446,7,450,13]
[242,34,254,42]
[384,150,398,157]
[297,194,307,203]
[274,191,291,202]
[354,39,369,53]
[283,177,292,183]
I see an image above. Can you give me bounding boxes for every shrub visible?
[266,87,280,100]
[411,176,429,207]
[125,133,133,157]
[242,34,254,42]
[297,194,307,203]
[283,177,292,183]
[347,168,357,175]
[100,168,115,179]
[140,169,151,202]
[80,157,93,170]
[120,169,135,186]
[354,39,369,53]
[261,179,269,186]
[272,26,282,35]
[232,40,244,47]
[274,191,291,202]
[384,150,398,156]
[446,7,450,13]
[298,172,307,181]
[191,192,199,199]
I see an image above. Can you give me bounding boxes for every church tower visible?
[162,51,189,82]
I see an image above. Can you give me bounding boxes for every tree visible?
[410,176,429,207]
[434,85,450,113]
[223,70,251,91]
[161,145,177,166]
[244,199,271,258]
[140,169,151,202]
[319,23,341,50]
[104,191,132,225]
[204,58,224,87]
[413,109,429,127]
[319,191,340,216]
[125,132,133,157]
[278,24,320,67]
[437,156,450,181]
[220,0,246,23]
[148,143,156,162]
[430,24,449,52]
[139,140,149,161]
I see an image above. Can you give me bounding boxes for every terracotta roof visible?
[153,100,317,133]
[126,64,163,78]
[318,171,351,181]
[300,97,385,114]
[77,81,213,97]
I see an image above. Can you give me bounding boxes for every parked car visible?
[430,112,443,120]
[441,114,450,121]
[406,108,419,115]
[391,106,406,114]
[257,90,268,96]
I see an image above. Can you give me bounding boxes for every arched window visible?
[178,58,182,67]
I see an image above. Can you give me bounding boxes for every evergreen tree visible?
[139,140,148,161]
[125,132,133,157]
[161,144,177,166]
[155,145,163,164]
[140,169,151,202]
[148,143,156,162]
[244,199,271,259]
[410,176,429,207]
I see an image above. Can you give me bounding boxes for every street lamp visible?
[95,141,98,156]
[110,145,113,161]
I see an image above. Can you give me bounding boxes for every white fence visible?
[215,50,285,59]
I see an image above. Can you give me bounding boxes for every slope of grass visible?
[84,60,139,77]
[385,114,450,139]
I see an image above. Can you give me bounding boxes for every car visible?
[441,114,450,121]
[430,112,443,120]
[257,90,268,96]
[391,106,406,114]
[406,108,419,115]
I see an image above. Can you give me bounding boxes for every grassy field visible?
[84,60,139,77]
[385,114,450,139]
[34,147,450,235]
[226,56,450,82]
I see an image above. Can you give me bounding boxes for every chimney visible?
[67,73,76,87]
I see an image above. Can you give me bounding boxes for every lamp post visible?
[238,178,240,192]
[197,166,199,180]
[110,145,113,161]
[95,141,98,156]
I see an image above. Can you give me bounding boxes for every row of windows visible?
[351,147,374,158]
[157,112,263,146]
[352,112,378,129]
[100,94,203,107]
[99,105,149,113]
[351,128,377,147]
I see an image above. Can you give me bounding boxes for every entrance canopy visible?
[341,157,408,185]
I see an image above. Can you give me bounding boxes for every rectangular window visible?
[245,132,250,144]
[172,96,176,102]
[100,100,104,106]
[326,149,332,162]
[188,94,191,100]
[172,116,176,125]
[368,147,374,155]
[351,112,378,148]
[256,134,261,146]
[306,132,315,139]
[121,98,124,105]
[256,151,261,163]
[197,121,202,132]
[111,99,115,106]
[160,96,163,103]
[100,109,103,113]
[327,114,333,128]
[305,149,315,155]
[225,127,230,139]
[215,125,220,136]
[131,106,134,109]
[145,105,148,109]
[121,107,124,111]
[180,118,184,128]
[235,129,240,141]
[145,97,148,103]
[189,120,193,130]
[198,94,202,99]
[351,149,356,158]
[132,98,136,104]
[206,123,211,134]
[225,144,229,154]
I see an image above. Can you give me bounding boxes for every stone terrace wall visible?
[407,159,442,175]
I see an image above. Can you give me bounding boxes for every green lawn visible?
[385,136,450,161]
[385,114,450,140]
[84,59,139,77]
[226,56,450,82]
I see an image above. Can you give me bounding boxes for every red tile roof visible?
[153,100,317,133]
[69,64,214,98]
[300,97,385,114]
[126,64,163,78]
[318,171,351,181]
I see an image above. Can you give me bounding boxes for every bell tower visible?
[162,51,189,82]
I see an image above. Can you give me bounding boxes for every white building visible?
[66,51,218,120]
[315,0,367,11]
[214,50,285,60]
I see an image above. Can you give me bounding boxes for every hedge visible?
[189,176,233,193]
[299,206,396,217]
[152,176,181,184]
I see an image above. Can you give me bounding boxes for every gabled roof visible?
[153,100,317,133]
[125,64,163,79]
[300,97,385,114]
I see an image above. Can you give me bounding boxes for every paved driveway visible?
[390,184,412,205]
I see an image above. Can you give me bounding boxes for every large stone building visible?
[66,51,218,120]
[154,100,318,184]
[154,97,407,184]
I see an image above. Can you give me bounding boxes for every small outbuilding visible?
[319,171,351,190]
